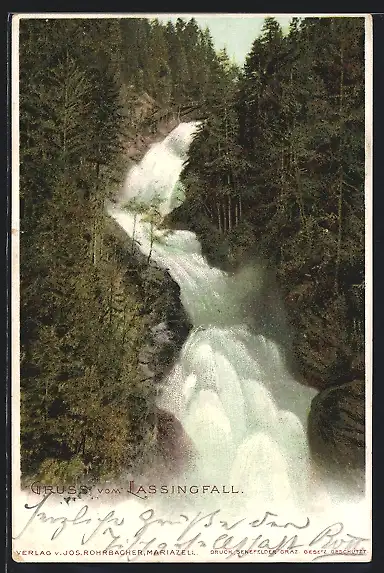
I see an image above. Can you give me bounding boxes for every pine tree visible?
[147,19,171,104]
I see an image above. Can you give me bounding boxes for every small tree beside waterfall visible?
[123,195,171,265]
[141,196,169,265]
[122,197,147,254]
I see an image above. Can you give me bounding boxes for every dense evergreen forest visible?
[19,17,222,483]
[19,16,365,486]
[172,16,365,484]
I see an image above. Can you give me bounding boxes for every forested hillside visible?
[19,17,223,483]
[171,17,366,483]
[19,16,366,487]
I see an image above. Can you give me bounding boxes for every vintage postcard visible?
[11,12,372,563]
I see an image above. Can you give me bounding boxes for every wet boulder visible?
[153,407,196,478]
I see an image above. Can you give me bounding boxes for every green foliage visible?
[35,457,87,484]
[180,16,365,388]
[20,16,214,484]
[20,14,365,484]
[119,16,221,111]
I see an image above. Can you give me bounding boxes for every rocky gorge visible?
[107,96,365,492]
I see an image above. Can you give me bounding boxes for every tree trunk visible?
[217,202,222,234]
[202,201,213,220]
[132,213,137,253]
[281,145,284,184]
[62,49,69,160]
[335,172,344,293]
[147,222,154,265]
[95,162,100,188]
[228,195,232,232]
[293,150,310,249]
[44,379,49,421]
[92,218,98,266]
[109,284,113,326]
[335,43,345,293]
[122,304,127,347]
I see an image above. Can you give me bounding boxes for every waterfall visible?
[107,123,356,515]
[11,126,369,566]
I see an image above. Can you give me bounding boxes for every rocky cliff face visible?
[105,218,192,385]
[104,213,193,477]
[121,91,201,170]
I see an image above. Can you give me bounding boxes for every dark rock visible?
[127,408,196,484]
[151,407,196,479]
[282,287,365,391]
[138,308,191,385]
[308,379,365,490]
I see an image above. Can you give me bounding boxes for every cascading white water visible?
[107,122,349,514]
